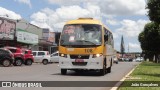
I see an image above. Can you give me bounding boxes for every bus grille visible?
[70,55,90,59]
[72,62,87,66]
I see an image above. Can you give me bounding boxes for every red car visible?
[5,47,24,66]
[23,49,34,65]
[4,47,34,66]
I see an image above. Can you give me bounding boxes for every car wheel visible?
[25,59,32,65]
[14,59,22,66]
[61,69,67,75]
[2,59,11,67]
[42,59,48,65]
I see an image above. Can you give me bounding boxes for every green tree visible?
[147,0,160,23]
[140,0,160,63]
[138,22,160,63]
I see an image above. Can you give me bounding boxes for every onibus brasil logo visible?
[1,82,42,87]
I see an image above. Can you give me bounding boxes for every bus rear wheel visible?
[61,69,67,75]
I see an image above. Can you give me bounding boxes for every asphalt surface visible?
[0,62,140,90]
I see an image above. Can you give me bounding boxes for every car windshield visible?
[0,49,10,54]
[8,49,16,53]
[60,24,102,46]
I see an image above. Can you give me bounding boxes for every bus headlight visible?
[92,54,102,58]
[59,53,67,58]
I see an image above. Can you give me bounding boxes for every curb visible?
[110,63,139,90]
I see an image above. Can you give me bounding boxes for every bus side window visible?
[104,27,109,44]
[111,33,114,47]
[108,32,112,45]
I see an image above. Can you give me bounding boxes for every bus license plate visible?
[75,59,84,62]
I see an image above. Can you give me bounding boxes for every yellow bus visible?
[59,18,114,75]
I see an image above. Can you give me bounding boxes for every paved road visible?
[0,62,140,90]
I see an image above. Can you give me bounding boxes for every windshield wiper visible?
[76,40,97,45]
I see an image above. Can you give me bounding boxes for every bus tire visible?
[99,60,106,76]
[61,69,67,75]
[107,67,111,73]
[99,69,105,76]
[107,60,112,73]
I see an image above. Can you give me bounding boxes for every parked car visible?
[4,47,24,66]
[119,58,124,61]
[23,49,34,65]
[129,58,133,62]
[135,57,144,62]
[113,56,118,64]
[124,58,129,62]
[32,51,50,65]
[50,51,59,63]
[123,58,133,62]
[0,48,14,67]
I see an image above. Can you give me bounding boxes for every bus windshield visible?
[60,24,102,46]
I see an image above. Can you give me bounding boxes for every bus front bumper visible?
[59,56,103,70]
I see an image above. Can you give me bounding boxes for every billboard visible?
[42,29,55,43]
[17,29,38,44]
[42,28,49,40]
[0,18,16,40]
[48,32,55,43]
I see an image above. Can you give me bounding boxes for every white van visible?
[32,51,51,65]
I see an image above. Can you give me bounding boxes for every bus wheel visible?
[61,69,67,75]
[99,62,106,76]
[107,61,112,73]
[107,67,111,73]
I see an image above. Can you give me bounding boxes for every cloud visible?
[47,0,147,16]
[113,32,119,39]
[115,19,149,38]
[30,5,102,32]
[106,19,119,26]
[99,0,146,15]
[128,43,141,52]
[14,0,32,8]
[47,0,88,5]
[0,7,21,20]
[32,0,147,32]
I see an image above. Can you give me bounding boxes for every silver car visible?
[135,57,144,62]
[50,51,59,63]
[32,51,51,65]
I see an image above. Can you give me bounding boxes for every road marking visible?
[110,63,140,90]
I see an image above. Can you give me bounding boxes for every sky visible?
[0,0,150,52]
